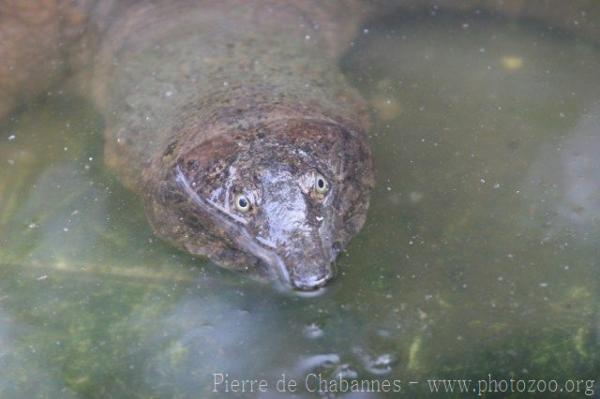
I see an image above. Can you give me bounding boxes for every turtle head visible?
[167,119,373,290]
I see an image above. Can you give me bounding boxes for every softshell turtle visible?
[1,0,598,290]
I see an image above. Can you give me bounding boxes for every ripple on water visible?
[331,363,359,380]
[303,322,324,339]
[353,347,395,376]
[294,353,340,377]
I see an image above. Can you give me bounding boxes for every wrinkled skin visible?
[149,118,374,290]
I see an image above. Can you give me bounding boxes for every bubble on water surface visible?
[303,323,324,339]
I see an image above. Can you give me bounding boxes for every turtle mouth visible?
[256,253,335,291]
[289,268,334,290]
[252,228,337,290]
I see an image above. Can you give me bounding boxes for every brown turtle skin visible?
[1,1,599,290]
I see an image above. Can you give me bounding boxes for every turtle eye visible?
[314,174,329,194]
[235,194,252,212]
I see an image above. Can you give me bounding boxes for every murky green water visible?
[1,12,599,399]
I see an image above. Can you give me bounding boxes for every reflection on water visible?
[1,12,599,399]
[525,106,600,239]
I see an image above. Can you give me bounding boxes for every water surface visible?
[1,11,599,398]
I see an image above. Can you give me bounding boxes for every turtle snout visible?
[288,260,335,290]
